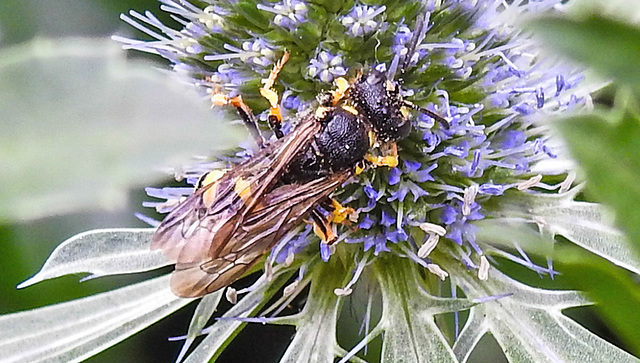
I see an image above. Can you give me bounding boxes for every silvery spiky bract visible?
[3,1,639,363]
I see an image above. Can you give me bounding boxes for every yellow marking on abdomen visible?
[234,177,253,202]
[201,170,226,186]
[368,130,376,147]
[400,105,411,118]
[201,169,227,207]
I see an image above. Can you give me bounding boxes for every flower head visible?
[258,0,308,30]
[121,0,586,312]
[16,0,604,361]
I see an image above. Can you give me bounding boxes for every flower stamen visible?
[225,286,238,304]
[478,255,490,280]
[517,174,542,190]
[427,263,449,280]
[418,233,440,258]
[334,254,370,296]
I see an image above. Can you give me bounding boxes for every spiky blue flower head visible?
[122,0,583,278]
[116,0,593,359]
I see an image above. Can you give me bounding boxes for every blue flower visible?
[100,0,599,359]
[119,0,589,285]
[361,233,391,255]
[392,24,412,54]
[359,214,376,229]
[341,5,387,37]
[258,0,308,30]
[387,167,401,185]
[307,51,347,83]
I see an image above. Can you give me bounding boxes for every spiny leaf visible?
[375,255,470,363]
[18,228,165,289]
[0,275,192,363]
[279,260,349,363]
[494,189,640,275]
[450,262,638,363]
[553,112,640,257]
[183,268,297,363]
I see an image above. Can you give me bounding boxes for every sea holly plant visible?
[2,0,640,362]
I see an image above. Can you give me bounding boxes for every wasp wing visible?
[151,115,322,263]
[169,171,351,297]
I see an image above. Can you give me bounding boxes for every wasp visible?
[151,16,447,298]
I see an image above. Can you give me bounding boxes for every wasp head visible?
[349,69,411,142]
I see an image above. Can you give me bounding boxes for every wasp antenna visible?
[404,100,450,129]
[260,50,290,139]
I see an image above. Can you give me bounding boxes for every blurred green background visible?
[0,1,284,361]
[0,1,634,362]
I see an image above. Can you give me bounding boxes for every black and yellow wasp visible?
[151,18,447,298]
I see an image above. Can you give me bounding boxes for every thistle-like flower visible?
[3,1,639,363]
[119,0,582,279]
[130,0,580,280]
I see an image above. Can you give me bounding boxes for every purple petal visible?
[320,243,332,262]
[380,209,395,226]
[403,159,421,173]
[388,167,401,185]
[440,206,458,225]
[359,214,376,229]
[387,186,409,202]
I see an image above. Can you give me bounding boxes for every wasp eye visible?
[394,118,412,141]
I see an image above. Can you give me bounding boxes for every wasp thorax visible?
[350,69,411,142]
[284,107,370,183]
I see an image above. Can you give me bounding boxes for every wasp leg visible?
[260,51,289,139]
[323,198,358,224]
[365,142,399,168]
[311,208,337,244]
[403,100,450,129]
[310,199,358,245]
[212,92,266,149]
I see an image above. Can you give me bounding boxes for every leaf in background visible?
[0,37,242,222]
[528,15,640,91]
[563,0,640,29]
[553,113,640,256]
[554,245,640,356]
[0,275,192,363]
[0,0,114,45]
[17,228,165,289]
